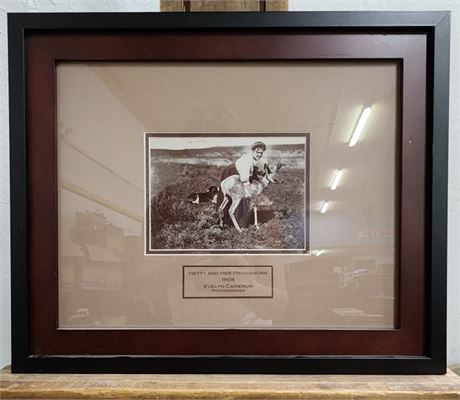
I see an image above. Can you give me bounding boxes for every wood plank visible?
[1,366,460,399]
[160,0,185,12]
[160,0,288,12]
[266,0,288,11]
[190,0,261,11]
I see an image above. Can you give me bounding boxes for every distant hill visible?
[151,143,305,158]
[150,143,306,168]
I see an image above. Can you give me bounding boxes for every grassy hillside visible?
[149,161,306,251]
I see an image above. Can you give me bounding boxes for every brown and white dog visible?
[187,186,219,205]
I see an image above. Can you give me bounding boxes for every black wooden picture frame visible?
[8,11,450,374]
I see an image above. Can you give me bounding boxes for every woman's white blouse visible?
[235,153,267,183]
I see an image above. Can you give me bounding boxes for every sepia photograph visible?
[145,134,309,253]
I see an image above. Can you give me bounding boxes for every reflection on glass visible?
[58,61,397,329]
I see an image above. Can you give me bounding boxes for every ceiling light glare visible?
[320,201,329,214]
[330,169,343,191]
[315,249,324,257]
[349,106,372,147]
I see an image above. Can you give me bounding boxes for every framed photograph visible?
[8,11,449,374]
[145,133,309,254]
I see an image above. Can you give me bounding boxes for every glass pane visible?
[57,61,397,329]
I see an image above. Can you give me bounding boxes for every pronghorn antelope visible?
[219,163,283,232]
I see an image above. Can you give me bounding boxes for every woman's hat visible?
[251,141,266,151]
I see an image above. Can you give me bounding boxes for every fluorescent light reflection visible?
[320,201,329,214]
[349,106,372,147]
[314,249,324,257]
[330,169,343,191]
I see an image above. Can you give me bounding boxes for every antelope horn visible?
[276,162,283,170]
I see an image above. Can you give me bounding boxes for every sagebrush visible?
[150,163,305,250]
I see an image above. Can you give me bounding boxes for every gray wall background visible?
[0,0,458,369]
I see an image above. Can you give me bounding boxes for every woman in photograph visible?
[218,141,267,227]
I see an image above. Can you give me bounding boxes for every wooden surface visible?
[160,0,185,12]
[160,0,289,12]
[1,367,460,399]
[265,0,289,11]
[191,0,260,11]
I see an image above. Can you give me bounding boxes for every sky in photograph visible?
[147,134,306,150]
